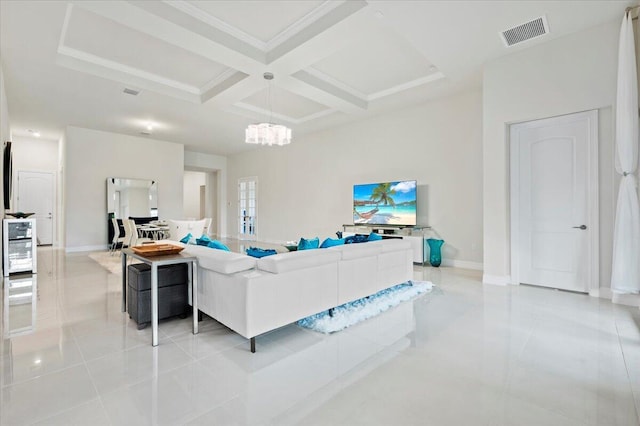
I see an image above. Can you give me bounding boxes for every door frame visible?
[17,169,56,246]
[509,110,599,294]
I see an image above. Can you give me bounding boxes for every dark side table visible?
[121,249,198,346]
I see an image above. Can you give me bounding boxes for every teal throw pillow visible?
[298,237,319,250]
[246,247,277,258]
[320,237,345,248]
[196,234,212,246]
[180,233,193,244]
[207,240,231,251]
[367,232,383,241]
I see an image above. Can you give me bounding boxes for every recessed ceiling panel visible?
[185,0,325,43]
[310,29,435,95]
[241,86,329,119]
[65,6,230,88]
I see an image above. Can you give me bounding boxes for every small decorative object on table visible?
[426,238,444,267]
[131,243,184,257]
[284,241,298,251]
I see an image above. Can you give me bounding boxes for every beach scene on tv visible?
[353,180,417,225]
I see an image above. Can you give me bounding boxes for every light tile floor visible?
[1,246,639,425]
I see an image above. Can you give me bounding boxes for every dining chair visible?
[110,218,125,254]
[127,219,152,247]
[203,217,212,236]
[167,219,206,241]
[121,219,135,249]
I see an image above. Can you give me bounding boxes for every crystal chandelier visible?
[245,72,292,146]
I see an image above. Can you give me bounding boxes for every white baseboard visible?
[65,244,108,253]
[611,292,640,307]
[483,274,512,286]
[588,287,639,307]
[441,259,483,271]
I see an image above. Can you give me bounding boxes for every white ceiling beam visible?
[73,1,263,73]
[266,1,368,63]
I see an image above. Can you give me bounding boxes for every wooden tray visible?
[131,243,184,257]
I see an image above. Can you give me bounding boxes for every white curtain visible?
[611,11,640,294]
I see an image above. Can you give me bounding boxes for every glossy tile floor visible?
[1,246,639,425]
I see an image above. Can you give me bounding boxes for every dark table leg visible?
[121,252,127,312]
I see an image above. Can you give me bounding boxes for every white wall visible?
[0,67,9,214]
[10,136,58,174]
[10,136,60,244]
[206,171,218,235]
[0,66,9,149]
[482,20,620,289]
[0,66,9,272]
[64,126,184,251]
[227,90,484,266]
[183,170,206,220]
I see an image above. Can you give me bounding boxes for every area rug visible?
[297,280,434,334]
[88,251,124,274]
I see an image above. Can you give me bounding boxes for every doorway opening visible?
[183,169,218,237]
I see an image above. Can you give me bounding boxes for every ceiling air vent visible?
[123,87,140,96]
[500,16,549,47]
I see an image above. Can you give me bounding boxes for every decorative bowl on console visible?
[6,212,35,218]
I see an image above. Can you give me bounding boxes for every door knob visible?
[572,225,587,230]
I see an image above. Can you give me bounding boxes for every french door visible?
[238,177,257,240]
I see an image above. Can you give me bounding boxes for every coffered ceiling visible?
[0,1,633,155]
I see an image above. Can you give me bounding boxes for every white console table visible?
[342,224,431,265]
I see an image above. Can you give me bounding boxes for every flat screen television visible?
[353,180,417,226]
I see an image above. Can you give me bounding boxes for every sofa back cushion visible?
[258,249,341,274]
[369,238,411,252]
[328,241,382,260]
[182,244,256,274]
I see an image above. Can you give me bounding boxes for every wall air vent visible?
[500,16,549,47]
[123,88,140,96]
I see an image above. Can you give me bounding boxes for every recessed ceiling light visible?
[27,129,40,137]
[428,65,437,72]
[140,122,154,135]
[374,10,384,18]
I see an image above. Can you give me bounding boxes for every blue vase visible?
[426,238,444,267]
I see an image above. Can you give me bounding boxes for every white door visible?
[510,111,598,292]
[17,171,54,246]
[238,177,257,240]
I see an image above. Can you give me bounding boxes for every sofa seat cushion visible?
[370,239,411,252]
[328,242,382,260]
[182,244,256,274]
[257,249,341,274]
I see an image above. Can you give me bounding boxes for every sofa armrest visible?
[182,244,256,274]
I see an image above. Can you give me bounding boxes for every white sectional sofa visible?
[180,239,413,352]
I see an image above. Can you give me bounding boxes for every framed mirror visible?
[107,177,158,219]
[107,178,158,244]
